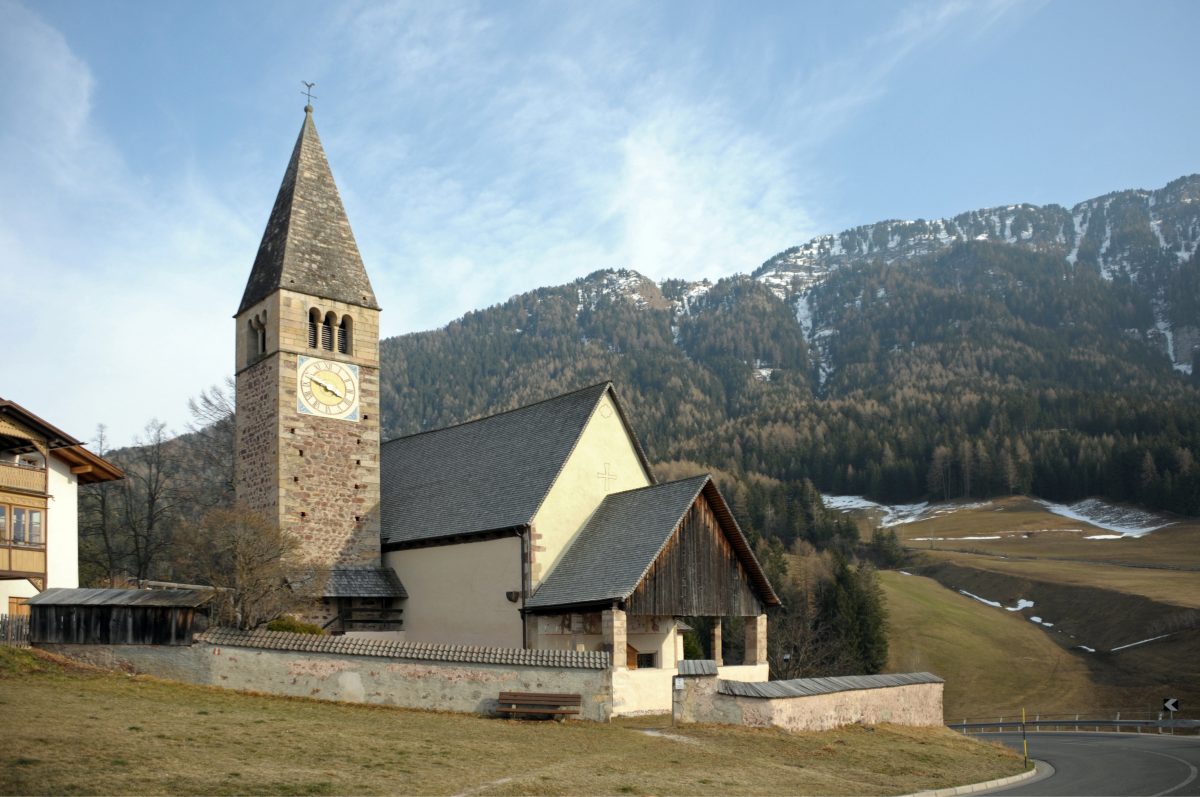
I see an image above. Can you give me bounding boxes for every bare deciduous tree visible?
[176,504,325,630]
[78,425,128,586]
[121,420,180,583]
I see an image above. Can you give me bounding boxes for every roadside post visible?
[1163,698,1179,735]
[1021,707,1028,770]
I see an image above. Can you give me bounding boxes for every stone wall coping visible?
[677,659,718,677]
[718,671,943,699]
[198,628,611,669]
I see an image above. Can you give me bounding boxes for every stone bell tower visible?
[234,104,382,570]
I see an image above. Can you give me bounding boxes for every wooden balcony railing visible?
[0,462,45,494]
[0,545,46,576]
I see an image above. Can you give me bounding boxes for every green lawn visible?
[0,647,1022,796]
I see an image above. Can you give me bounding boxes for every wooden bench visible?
[496,691,582,720]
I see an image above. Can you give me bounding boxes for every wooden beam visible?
[70,464,93,475]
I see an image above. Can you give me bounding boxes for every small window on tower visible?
[322,312,336,350]
[248,315,267,358]
[308,308,321,348]
[338,315,353,354]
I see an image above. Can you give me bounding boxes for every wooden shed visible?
[26,588,213,646]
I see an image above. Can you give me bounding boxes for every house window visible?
[2,505,43,547]
[636,652,657,669]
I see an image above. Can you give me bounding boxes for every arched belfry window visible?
[338,315,353,354]
[308,308,321,348]
[248,311,267,360]
[322,312,336,351]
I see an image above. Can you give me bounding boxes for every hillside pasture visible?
[881,571,1102,720]
[874,498,1200,720]
[891,497,1200,573]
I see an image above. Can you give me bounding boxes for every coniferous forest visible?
[79,176,1200,677]
[380,242,1200,525]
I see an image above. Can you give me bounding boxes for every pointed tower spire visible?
[238,106,379,314]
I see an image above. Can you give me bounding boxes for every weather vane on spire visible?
[301,81,317,107]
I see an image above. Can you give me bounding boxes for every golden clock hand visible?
[312,376,343,398]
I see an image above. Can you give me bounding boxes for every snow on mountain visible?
[575,268,669,312]
[823,494,1176,538]
[754,175,1200,375]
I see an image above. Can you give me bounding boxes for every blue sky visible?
[3,0,1197,447]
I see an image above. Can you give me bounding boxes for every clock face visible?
[297,356,360,421]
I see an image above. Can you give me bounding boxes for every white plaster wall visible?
[717,664,769,683]
[530,393,652,588]
[386,536,523,647]
[0,578,37,612]
[612,666,676,715]
[627,618,674,668]
[46,456,79,589]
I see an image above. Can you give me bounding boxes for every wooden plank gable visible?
[626,492,761,618]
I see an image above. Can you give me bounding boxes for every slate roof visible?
[525,475,780,611]
[325,568,407,598]
[238,107,379,314]
[26,588,214,608]
[677,659,719,677]
[198,628,610,669]
[717,672,944,699]
[379,382,654,547]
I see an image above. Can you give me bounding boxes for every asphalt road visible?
[979,732,1199,796]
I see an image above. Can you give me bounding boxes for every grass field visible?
[872,497,1200,720]
[0,648,1022,796]
[880,571,1102,720]
[893,497,1200,574]
[912,550,1200,609]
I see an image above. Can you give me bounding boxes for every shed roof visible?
[25,588,214,608]
[525,475,780,611]
[198,628,611,669]
[325,568,407,598]
[379,382,654,547]
[718,672,944,699]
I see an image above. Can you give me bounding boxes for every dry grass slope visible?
[879,497,1200,719]
[0,648,1021,796]
[881,571,1102,720]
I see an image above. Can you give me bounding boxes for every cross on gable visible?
[597,463,618,492]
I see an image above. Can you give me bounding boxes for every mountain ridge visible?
[378,174,1200,521]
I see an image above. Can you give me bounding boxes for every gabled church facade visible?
[234,108,779,709]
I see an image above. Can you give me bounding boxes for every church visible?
[232,105,779,692]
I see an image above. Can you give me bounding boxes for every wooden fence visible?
[0,613,30,647]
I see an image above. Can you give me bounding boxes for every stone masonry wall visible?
[42,639,614,722]
[235,350,280,519]
[674,673,944,732]
[235,289,381,568]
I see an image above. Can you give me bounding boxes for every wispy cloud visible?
[3,0,1035,444]
[1,0,253,446]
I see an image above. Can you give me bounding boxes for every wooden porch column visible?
[744,613,767,665]
[711,619,723,667]
[603,605,627,670]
